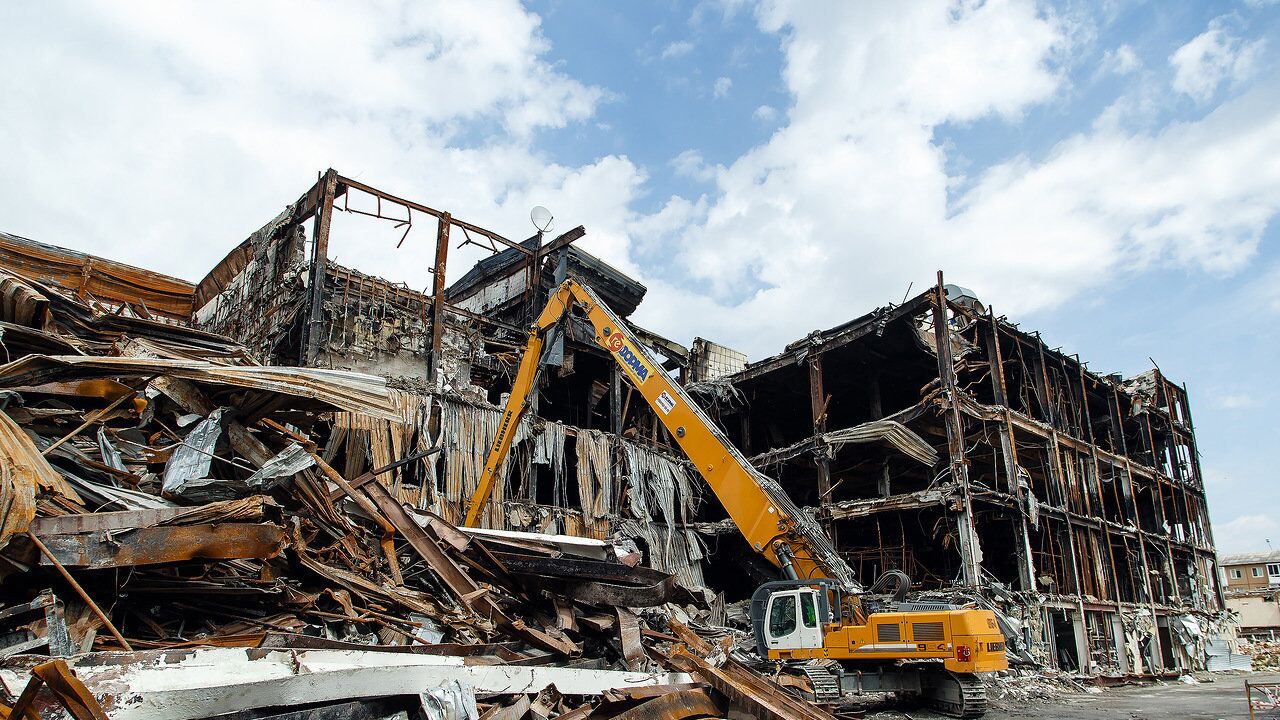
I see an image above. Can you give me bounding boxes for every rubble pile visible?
[0,274,833,720]
[1240,638,1280,670]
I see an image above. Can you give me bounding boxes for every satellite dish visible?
[531,205,554,233]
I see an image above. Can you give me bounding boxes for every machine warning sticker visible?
[655,391,678,414]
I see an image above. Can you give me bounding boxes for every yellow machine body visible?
[768,607,1007,673]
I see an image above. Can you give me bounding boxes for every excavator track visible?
[921,671,987,718]
[800,661,842,703]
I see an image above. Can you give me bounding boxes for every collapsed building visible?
[0,168,1230,712]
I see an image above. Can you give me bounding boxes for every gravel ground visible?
[861,672,1280,720]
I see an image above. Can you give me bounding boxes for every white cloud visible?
[713,76,733,98]
[1215,514,1280,555]
[1102,44,1141,75]
[0,1,639,290]
[752,105,778,122]
[661,41,695,59]
[671,150,718,183]
[628,2,1280,360]
[1170,16,1265,102]
[1215,393,1261,410]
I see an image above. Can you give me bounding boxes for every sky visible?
[1,1,1278,555]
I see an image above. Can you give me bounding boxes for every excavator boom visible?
[462,278,1006,718]
[463,278,857,591]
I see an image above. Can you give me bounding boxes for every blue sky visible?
[1,1,1278,553]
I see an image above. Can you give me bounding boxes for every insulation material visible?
[619,440,706,590]
[334,389,426,505]
[533,422,567,508]
[437,398,524,528]
[575,429,614,534]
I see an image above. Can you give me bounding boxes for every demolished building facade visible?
[0,168,1227,701]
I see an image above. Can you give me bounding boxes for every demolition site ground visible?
[864,672,1276,719]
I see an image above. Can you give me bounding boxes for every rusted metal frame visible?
[616,607,644,670]
[337,186,413,247]
[1108,386,1141,527]
[1141,412,1184,605]
[666,646,833,720]
[1044,427,1092,672]
[929,273,980,586]
[536,225,587,264]
[1031,332,1058,432]
[983,311,1036,592]
[1075,360,1124,606]
[25,659,109,720]
[733,292,934,382]
[295,437,571,653]
[336,175,527,255]
[609,689,721,720]
[7,668,44,720]
[303,169,339,365]
[523,231,545,328]
[35,523,286,570]
[24,532,131,650]
[351,475,576,654]
[1073,358,1102,518]
[429,213,451,385]
[807,352,836,542]
[1186,387,1224,604]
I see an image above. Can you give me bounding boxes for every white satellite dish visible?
[530,205,554,233]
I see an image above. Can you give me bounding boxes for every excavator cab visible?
[763,587,824,650]
[750,580,839,655]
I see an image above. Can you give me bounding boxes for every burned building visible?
[0,168,1228,690]
[693,280,1225,676]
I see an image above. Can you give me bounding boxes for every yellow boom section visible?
[462,279,859,593]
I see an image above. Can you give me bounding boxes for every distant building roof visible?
[1221,550,1280,566]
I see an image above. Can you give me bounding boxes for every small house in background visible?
[1222,550,1280,638]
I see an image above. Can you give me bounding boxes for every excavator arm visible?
[462,278,859,593]
[462,278,1007,719]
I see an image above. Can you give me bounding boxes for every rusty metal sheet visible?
[35,523,286,569]
[31,497,275,535]
[0,268,49,328]
[0,231,195,321]
[1,408,82,548]
[347,474,578,656]
[616,607,645,671]
[0,355,403,420]
[610,689,721,720]
[488,552,676,607]
[666,620,834,720]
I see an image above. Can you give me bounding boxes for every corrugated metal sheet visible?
[0,230,195,320]
[0,355,402,420]
[1206,637,1253,671]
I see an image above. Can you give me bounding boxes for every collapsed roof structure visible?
[0,169,1233,718]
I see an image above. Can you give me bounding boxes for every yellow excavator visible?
[463,278,1007,717]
